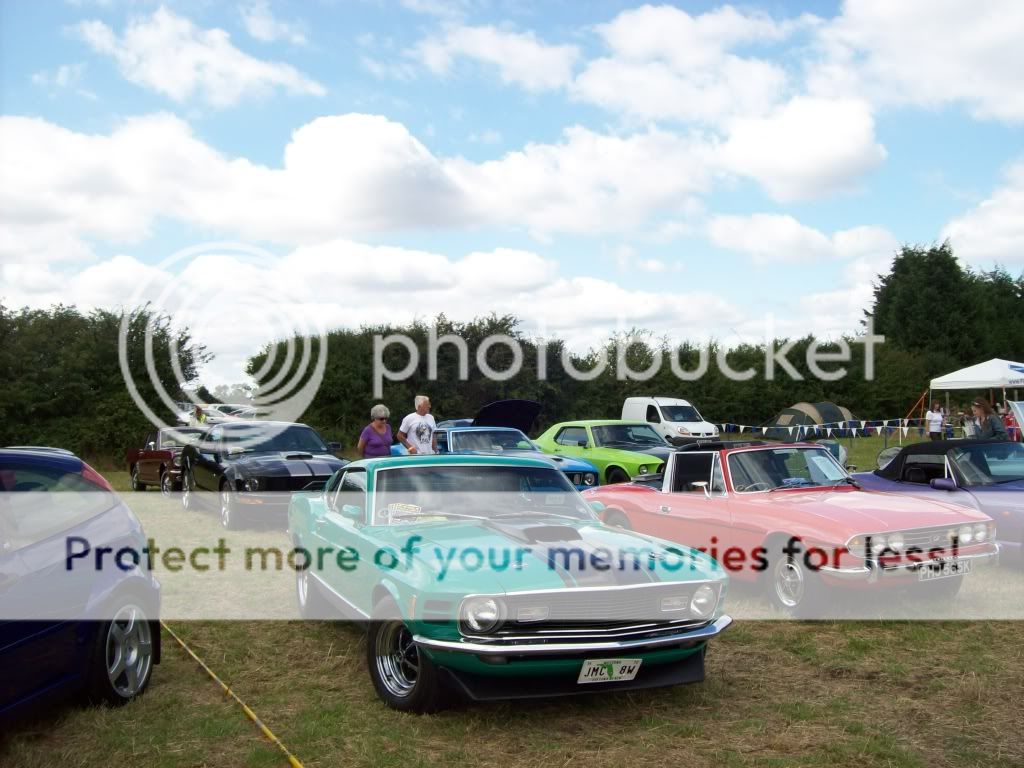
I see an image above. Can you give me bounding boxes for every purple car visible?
[1,448,161,720]
[853,438,1024,562]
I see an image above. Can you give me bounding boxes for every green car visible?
[287,454,731,712]
[534,420,674,484]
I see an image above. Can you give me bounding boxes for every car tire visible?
[603,509,632,530]
[181,467,195,510]
[159,468,175,498]
[606,467,630,484]
[130,465,146,492]
[295,559,330,619]
[367,599,448,713]
[220,480,239,530]
[766,540,824,618]
[85,601,156,706]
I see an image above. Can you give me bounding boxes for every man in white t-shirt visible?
[397,395,437,455]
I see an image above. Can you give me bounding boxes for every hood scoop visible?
[284,452,315,460]
[486,521,583,544]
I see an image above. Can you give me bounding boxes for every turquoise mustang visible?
[287,454,731,712]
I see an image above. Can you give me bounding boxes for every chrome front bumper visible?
[818,545,1000,582]
[414,615,733,656]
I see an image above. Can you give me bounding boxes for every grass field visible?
[4,435,1022,768]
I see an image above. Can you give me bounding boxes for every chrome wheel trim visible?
[375,621,419,698]
[296,567,309,608]
[106,604,153,699]
[181,469,192,509]
[160,471,172,498]
[131,466,141,491]
[774,557,805,608]
[220,485,232,528]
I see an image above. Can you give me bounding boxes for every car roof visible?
[347,454,556,471]
[552,420,654,428]
[445,426,525,433]
[0,447,84,472]
[875,437,1018,479]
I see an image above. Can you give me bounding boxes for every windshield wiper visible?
[388,511,488,522]
[490,510,582,521]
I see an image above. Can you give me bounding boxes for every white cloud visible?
[573,4,811,124]
[708,214,898,264]
[30,63,96,100]
[717,97,887,201]
[240,1,307,45]
[76,6,324,107]
[810,0,1024,122]
[415,25,579,91]
[0,113,720,262]
[942,161,1024,263]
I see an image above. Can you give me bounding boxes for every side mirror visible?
[691,480,711,498]
[227,446,245,456]
[340,504,364,521]
[930,478,956,491]
[577,440,589,448]
[327,441,342,453]
[588,500,606,515]
[146,442,156,451]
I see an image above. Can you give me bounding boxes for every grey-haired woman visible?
[357,404,393,458]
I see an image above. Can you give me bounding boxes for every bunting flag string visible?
[711,413,970,438]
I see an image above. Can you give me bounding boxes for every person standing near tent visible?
[925,401,945,442]
[969,397,1009,441]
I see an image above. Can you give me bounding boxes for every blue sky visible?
[2,0,1023,383]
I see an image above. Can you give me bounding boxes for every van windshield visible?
[661,405,702,422]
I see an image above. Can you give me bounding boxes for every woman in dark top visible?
[357,404,394,458]
[970,397,1009,441]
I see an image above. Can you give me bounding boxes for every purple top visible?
[359,423,393,458]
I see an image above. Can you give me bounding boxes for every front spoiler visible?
[439,646,707,701]
[414,615,732,656]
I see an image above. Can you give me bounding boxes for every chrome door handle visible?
[658,505,671,514]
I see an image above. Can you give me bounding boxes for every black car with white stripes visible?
[179,421,346,529]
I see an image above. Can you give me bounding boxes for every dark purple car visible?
[0,448,161,720]
[853,439,1024,562]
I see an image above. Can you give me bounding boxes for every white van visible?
[621,397,719,445]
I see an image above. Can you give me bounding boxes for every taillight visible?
[81,462,114,491]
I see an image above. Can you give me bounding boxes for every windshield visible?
[948,442,1024,486]
[592,424,666,447]
[160,428,204,447]
[660,405,702,423]
[374,464,594,524]
[223,425,328,453]
[728,448,850,492]
[450,429,533,452]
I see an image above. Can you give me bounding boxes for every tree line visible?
[1,243,1020,462]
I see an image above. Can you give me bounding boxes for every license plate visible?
[919,558,972,581]
[577,659,642,684]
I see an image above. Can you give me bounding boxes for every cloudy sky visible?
[2,0,1023,384]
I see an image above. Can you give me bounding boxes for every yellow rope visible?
[160,621,305,768]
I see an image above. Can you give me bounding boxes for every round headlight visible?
[638,465,649,474]
[690,585,717,619]
[887,533,904,552]
[870,536,888,555]
[584,473,596,486]
[973,523,988,542]
[244,477,260,492]
[461,597,503,634]
[958,525,974,544]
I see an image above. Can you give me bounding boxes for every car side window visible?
[145,432,157,449]
[332,469,367,516]
[672,453,714,493]
[436,431,449,453]
[0,464,111,553]
[646,405,661,423]
[710,455,726,495]
[556,426,587,446]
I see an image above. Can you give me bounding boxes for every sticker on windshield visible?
[386,503,422,516]
[809,455,846,481]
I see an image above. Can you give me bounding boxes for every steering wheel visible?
[737,481,773,492]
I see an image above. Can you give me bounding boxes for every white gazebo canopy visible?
[930,358,1024,390]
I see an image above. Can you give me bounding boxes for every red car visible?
[125,427,204,496]
[582,441,999,616]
